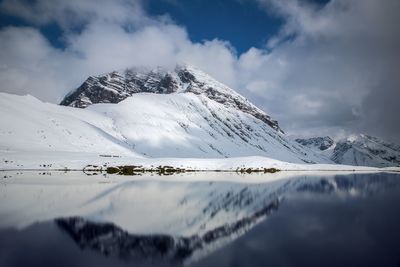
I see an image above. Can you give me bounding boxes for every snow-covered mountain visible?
[60,65,282,133]
[0,65,329,164]
[295,134,400,167]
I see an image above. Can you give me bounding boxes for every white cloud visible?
[0,26,73,101]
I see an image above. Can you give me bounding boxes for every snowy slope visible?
[0,92,328,164]
[87,93,327,161]
[0,93,140,156]
[295,134,400,167]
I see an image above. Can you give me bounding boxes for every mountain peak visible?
[295,136,334,151]
[60,65,283,133]
[295,134,400,167]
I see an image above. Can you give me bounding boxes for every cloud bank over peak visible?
[0,0,399,142]
[0,0,239,99]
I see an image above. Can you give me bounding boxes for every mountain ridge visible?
[295,134,400,167]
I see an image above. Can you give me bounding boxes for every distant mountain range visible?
[295,135,400,167]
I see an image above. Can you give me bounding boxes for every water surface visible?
[0,171,399,266]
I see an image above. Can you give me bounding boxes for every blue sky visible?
[0,0,399,141]
[145,0,329,53]
[145,0,283,54]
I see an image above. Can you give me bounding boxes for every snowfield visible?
[0,93,140,157]
[0,92,398,172]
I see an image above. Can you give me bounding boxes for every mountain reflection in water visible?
[0,171,400,267]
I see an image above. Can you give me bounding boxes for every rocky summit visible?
[60,65,282,133]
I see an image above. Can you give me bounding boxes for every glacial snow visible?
[0,92,329,166]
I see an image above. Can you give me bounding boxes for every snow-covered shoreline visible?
[1,151,398,173]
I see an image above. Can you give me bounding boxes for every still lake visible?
[0,171,400,267]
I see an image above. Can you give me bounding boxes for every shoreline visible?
[1,168,399,173]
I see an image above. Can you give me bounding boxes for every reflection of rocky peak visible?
[56,217,201,263]
[60,65,282,133]
[56,200,279,264]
